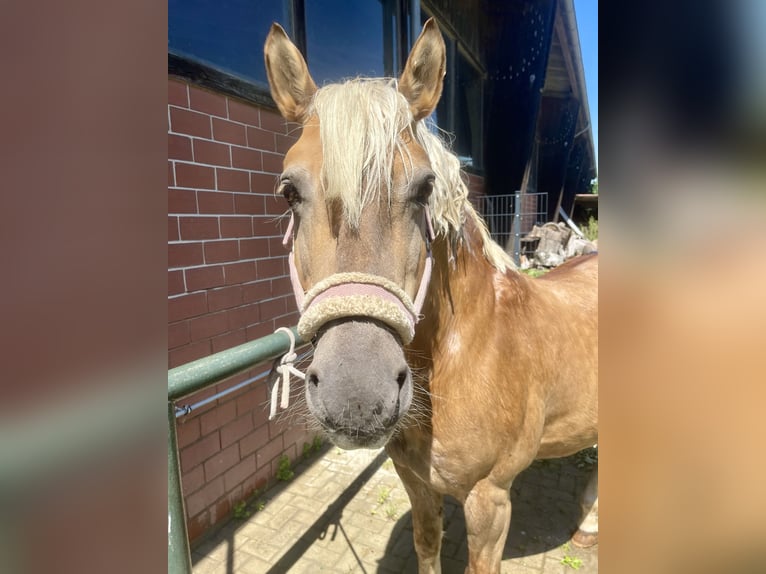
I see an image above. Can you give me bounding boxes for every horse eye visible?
[280,179,301,207]
[413,175,435,206]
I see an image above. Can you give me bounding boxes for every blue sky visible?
[574,0,598,173]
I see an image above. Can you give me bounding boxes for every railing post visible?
[168,400,192,574]
[512,191,522,265]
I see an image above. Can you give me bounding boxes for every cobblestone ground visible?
[192,446,598,573]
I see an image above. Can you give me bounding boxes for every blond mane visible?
[307,78,515,273]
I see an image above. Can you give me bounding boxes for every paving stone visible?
[192,447,598,573]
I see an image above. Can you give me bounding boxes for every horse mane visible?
[308,78,515,274]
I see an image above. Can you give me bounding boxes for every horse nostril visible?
[396,369,408,389]
[308,373,319,387]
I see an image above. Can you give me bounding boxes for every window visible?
[169,1,409,91]
[305,0,397,84]
[421,8,484,170]
[169,0,291,87]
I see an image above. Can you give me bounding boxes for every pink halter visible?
[282,207,435,344]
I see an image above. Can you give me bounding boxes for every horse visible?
[264,18,598,574]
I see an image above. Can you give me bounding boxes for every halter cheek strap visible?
[281,207,435,344]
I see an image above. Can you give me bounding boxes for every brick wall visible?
[168,77,315,542]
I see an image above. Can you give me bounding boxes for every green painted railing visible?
[167,326,305,574]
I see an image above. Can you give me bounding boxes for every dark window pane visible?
[169,0,290,86]
[305,0,390,84]
[454,51,482,167]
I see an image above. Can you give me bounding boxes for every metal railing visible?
[167,326,306,574]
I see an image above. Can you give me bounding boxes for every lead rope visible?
[269,327,306,420]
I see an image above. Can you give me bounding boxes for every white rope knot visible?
[269,327,306,420]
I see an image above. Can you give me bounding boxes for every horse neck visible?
[410,211,529,365]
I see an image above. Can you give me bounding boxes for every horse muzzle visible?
[304,318,413,449]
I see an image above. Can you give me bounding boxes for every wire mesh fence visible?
[472,192,548,263]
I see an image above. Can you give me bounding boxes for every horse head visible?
[264,19,446,449]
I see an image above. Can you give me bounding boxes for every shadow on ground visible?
[191,445,389,574]
[377,452,595,573]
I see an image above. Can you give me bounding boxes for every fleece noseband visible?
[282,208,435,344]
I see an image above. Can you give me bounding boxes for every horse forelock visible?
[307,78,515,273]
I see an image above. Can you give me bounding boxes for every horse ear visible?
[399,18,446,121]
[264,23,317,122]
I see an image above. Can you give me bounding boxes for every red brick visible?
[268,236,288,257]
[268,417,288,441]
[170,107,211,138]
[193,139,230,167]
[169,134,193,160]
[207,285,243,312]
[256,257,285,279]
[224,261,257,285]
[203,442,240,480]
[239,238,269,259]
[212,118,246,145]
[185,265,225,291]
[275,133,298,154]
[221,414,255,448]
[211,329,247,354]
[250,172,279,194]
[252,394,269,430]
[219,216,252,238]
[189,85,227,117]
[246,126,275,151]
[168,161,175,186]
[246,322,272,341]
[216,168,249,192]
[175,163,215,189]
[283,424,313,453]
[270,277,294,301]
[176,416,200,450]
[231,146,262,171]
[263,194,286,215]
[204,240,239,264]
[190,311,229,340]
[168,270,185,296]
[253,217,282,238]
[169,340,211,368]
[261,151,284,174]
[168,188,198,214]
[226,305,259,330]
[168,216,179,241]
[187,511,209,542]
[200,401,237,436]
[228,99,260,126]
[260,297,287,321]
[168,80,189,107]
[185,476,224,518]
[274,311,299,329]
[169,242,203,268]
[168,319,190,349]
[242,281,272,303]
[240,423,271,457]
[179,217,219,240]
[236,194,267,216]
[236,386,267,417]
[215,373,249,395]
[197,191,235,214]
[169,292,207,322]
[260,110,288,134]
[180,429,220,473]
[181,463,205,495]
[255,436,284,469]
[223,453,256,491]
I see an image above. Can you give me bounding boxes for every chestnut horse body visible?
[265,19,598,574]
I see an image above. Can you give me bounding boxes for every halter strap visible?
[282,206,435,344]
